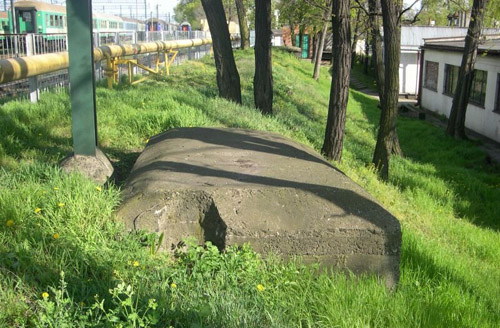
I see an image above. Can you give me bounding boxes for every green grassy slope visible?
[1,49,499,327]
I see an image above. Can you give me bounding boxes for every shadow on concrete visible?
[147,127,339,173]
[130,160,380,217]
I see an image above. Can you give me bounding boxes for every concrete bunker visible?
[117,128,401,288]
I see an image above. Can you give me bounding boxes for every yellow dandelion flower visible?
[58,203,65,207]
[53,233,60,239]
[95,186,102,192]
[145,138,149,143]
[133,261,139,267]
[42,292,49,299]
[171,282,177,289]
[34,207,41,214]
[53,187,59,191]
[257,284,265,292]
[6,220,14,227]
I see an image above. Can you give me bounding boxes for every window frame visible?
[423,60,439,92]
[443,64,459,96]
[469,69,487,108]
[494,73,500,113]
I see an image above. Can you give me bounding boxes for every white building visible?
[419,36,500,142]
[356,26,500,96]
[399,26,476,95]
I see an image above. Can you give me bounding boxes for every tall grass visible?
[1,49,499,327]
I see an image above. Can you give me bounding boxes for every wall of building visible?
[421,49,500,142]
[399,51,420,95]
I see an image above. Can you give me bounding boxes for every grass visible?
[1,48,500,327]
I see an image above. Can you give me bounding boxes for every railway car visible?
[3,1,140,35]
[0,12,9,34]
[145,18,169,32]
[7,1,66,34]
[180,22,191,32]
[122,17,145,32]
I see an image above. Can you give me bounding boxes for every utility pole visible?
[144,0,147,25]
[10,0,16,33]
[66,0,98,156]
[120,5,122,17]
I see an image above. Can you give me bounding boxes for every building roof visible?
[422,35,500,56]
[14,1,66,14]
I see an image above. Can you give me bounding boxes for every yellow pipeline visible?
[0,38,212,84]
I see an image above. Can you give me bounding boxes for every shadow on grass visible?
[0,108,72,165]
[351,91,500,231]
[103,147,141,187]
[401,233,500,319]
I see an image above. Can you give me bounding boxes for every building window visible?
[424,61,439,92]
[50,15,54,27]
[495,74,500,112]
[443,64,459,95]
[469,69,487,107]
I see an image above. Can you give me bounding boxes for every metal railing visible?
[1,31,212,60]
[0,31,213,102]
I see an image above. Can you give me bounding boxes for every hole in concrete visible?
[199,200,227,251]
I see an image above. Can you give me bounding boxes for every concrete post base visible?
[60,148,114,184]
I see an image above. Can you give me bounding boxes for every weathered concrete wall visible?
[117,128,401,288]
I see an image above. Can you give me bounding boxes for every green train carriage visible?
[1,1,145,52]
[0,12,9,34]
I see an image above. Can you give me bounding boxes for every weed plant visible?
[0,49,499,327]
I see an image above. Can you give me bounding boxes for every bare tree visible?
[321,0,351,160]
[254,0,273,114]
[201,0,242,103]
[446,0,488,138]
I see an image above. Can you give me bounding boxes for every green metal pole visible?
[66,0,98,156]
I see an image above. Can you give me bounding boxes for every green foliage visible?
[416,0,500,27]
[174,0,204,30]
[1,49,500,327]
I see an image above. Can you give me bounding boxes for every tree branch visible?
[400,0,419,19]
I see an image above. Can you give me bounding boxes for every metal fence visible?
[0,31,213,102]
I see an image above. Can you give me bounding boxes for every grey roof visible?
[422,35,500,55]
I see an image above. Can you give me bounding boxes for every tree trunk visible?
[311,32,319,63]
[254,0,273,114]
[351,8,361,66]
[290,21,296,46]
[369,0,385,104]
[235,0,250,49]
[372,0,401,180]
[202,0,242,103]
[446,0,488,139]
[364,35,370,74]
[299,27,304,49]
[321,0,351,161]
[369,0,402,156]
[313,1,332,80]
